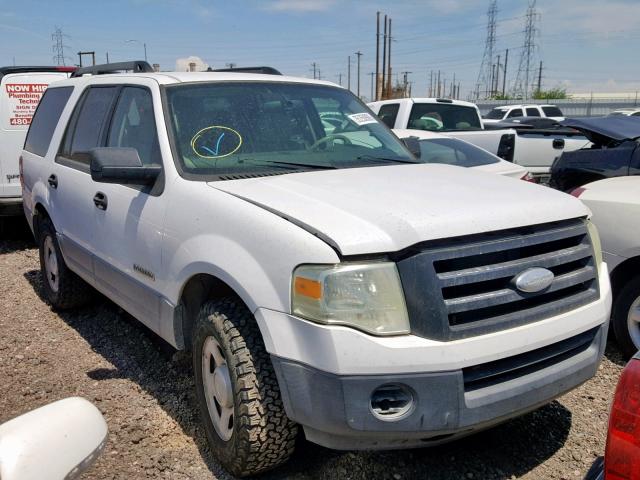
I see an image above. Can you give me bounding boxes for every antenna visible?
[51,26,71,66]
[512,0,539,99]
[474,0,497,100]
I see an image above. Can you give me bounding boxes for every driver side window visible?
[107,87,160,166]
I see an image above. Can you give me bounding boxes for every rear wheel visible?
[192,298,297,477]
[612,276,640,358]
[38,217,92,309]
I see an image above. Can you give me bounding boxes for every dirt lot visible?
[0,217,625,480]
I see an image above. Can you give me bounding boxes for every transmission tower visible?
[474,0,498,100]
[51,27,71,66]
[512,1,539,99]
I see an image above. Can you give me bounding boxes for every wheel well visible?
[177,274,243,350]
[33,203,51,242]
[611,256,640,299]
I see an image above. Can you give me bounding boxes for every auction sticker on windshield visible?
[348,112,377,126]
[3,83,48,130]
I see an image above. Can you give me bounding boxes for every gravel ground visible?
[0,217,626,480]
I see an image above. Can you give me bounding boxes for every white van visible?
[0,66,74,216]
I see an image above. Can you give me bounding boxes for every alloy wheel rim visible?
[202,336,234,441]
[43,236,59,293]
[627,296,640,350]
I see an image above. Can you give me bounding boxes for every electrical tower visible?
[512,0,539,99]
[474,0,497,100]
[51,27,70,66]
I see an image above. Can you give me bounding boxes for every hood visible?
[209,164,589,256]
[560,116,640,145]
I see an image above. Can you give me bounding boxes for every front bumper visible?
[272,322,607,450]
[0,197,23,217]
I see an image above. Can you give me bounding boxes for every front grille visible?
[396,219,599,341]
[463,327,598,392]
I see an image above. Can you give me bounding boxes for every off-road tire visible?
[611,275,640,358]
[193,298,298,477]
[37,217,92,309]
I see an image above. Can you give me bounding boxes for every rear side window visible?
[408,103,482,131]
[542,106,563,117]
[60,86,118,164]
[525,107,541,117]
[507,108,523,118]
[377,103,400,128]
[24,87,73,157]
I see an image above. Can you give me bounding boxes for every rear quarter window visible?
[377,103,400,128]
[24,86,73,157]
[526,107,541,117]
[542,106,563,117]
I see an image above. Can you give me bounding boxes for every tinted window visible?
[507,109,523,118]
[65,86,118,164]
[526,107,541,117]
[24,87,73,157]
[377,103,400,128]
[408,103,482,131]
[418,137,500,167]
[485,108,507,120]
[107,87,159,165]
[542,106,563,117]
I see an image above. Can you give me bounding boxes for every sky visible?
[1,0,639,101]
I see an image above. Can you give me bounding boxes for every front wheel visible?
[612,276,640,358]
[192,298,297,477]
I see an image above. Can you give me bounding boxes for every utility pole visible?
[311,62,317,79]
[452,73,456,98]
[437,70,441,97]
[375,11,380,100]
[347,56,351,91]
[495,55,500,96]
[369,72,375,101]
[401,71,411,97]
[355,51,363,97]
[226,62,237,69]
[106,52,110,63]
[382,14,387,99]
[443,78,447,99]
[429,70,433,96]
[537,60,543,93]
[336,73,343,86]
[502,48,509,97]
[386,18,392,99]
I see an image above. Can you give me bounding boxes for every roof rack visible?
[70,61,154,78]
[209,66,282,76]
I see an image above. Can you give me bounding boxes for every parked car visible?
[0,397,107,480]
[0,66,75,217]
[573,177,640,357]
[392,129,533,180]
[22,61,612,477]
[608,107,640,117]
[483,104,565,124]
[368,98,588,182]
[549,116,640,192]
[583,353,640,480]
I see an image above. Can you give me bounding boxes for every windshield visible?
[418,137,500,167]
[164,82,416,179]
[407,103,482,131]
[484,108,507,120]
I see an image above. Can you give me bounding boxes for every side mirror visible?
[90,147,161,185]
[402,137,422,159]
[0,397,107,480]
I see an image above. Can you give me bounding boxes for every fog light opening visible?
[370,384,415,421]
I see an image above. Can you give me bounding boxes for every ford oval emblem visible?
[513,267,555,293]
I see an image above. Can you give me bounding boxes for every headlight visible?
[292,262,410,335]
[586,219,603,274]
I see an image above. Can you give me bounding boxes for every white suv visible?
[21,62,611,477]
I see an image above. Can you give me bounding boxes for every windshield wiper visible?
[244,159,337,170]
[356,155,420,164]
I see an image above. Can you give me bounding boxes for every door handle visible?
[552,138,565,149]
[47,174,58,189]
[93,192,108,211]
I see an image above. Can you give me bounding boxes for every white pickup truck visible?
[368,98,589,181]
[483,104,565,124]
[22,63,611,477]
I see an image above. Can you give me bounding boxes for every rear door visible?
[0,72,68,198]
